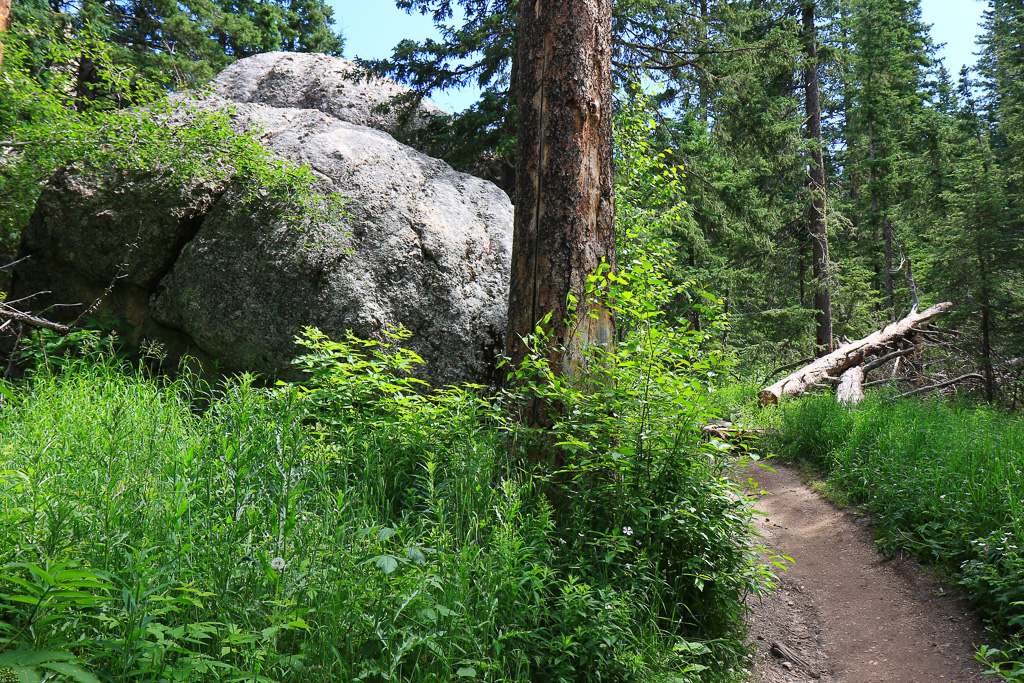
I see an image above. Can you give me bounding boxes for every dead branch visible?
[0,303,72,335]
[0,255,30,271]
[897,373,985,399]
[862,347,917,374]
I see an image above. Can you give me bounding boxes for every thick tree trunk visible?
[803,1,832,355]
[758,302,952,405]
[506,0,616,426]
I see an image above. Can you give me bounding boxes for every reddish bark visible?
[506,0,616,425]
[0,0,11,70]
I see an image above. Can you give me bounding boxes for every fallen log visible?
[758,302,952,405]
[836,365,866,404]
[702,423,766,442]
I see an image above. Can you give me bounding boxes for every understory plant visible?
[0,312,768,683]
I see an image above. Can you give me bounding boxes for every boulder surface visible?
[209,52,449,143]
[15,57,512,387]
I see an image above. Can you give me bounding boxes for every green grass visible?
[0,329,768,683]
[766,393,1024,678]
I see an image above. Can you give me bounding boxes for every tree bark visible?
[803,1,832,355]
[758,302,952,405]
[978,249,995,402]
[0,0,11,70]
[506,0,616,426]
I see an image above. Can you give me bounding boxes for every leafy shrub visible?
[0,318,768,682]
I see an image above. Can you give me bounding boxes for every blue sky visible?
[331,0,988,113]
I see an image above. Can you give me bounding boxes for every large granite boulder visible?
[14,61,512,387]
[209,52,449,143]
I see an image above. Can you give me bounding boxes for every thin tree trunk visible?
[804,1,832,355]
[884,218,894,318]
[500,54,520,199]
[867,119,886,314]
[699,0,709,123]
[506,0,616,427]
[978,251,995,402]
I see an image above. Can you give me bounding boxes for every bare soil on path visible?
[742,461,990,683]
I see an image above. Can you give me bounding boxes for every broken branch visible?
[862,346,917,374]
[0,303,72,335]
[897,373,985,399]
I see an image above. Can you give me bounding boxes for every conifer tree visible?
[840,0,934,319]
[978,0,1024,224]
[8,0,343,93]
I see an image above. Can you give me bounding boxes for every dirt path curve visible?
[741,461,990,683]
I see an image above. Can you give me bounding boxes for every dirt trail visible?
[742,461,990,682]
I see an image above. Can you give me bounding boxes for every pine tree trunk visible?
[867,119,884,312]
[884,218,895,318]
[804,1,832,355]
[506,0,616,427]
[699,0,709,123]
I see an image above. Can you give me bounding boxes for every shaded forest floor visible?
[742,461,989,682]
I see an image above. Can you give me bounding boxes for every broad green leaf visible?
[40,662,101,683]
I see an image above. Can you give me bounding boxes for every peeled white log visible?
[836,365,866,405]
[758,302,952,406]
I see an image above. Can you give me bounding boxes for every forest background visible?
[2,0,1024,681]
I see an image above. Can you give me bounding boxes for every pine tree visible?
[920,74,1020,401]
[978,0,1024,223]
[8,0,343,94]
[840,0,934,319]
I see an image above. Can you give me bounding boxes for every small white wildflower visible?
[559,538,566,545]
[622,526,634,537]
[605,604,613,610]
[270,557,287,571]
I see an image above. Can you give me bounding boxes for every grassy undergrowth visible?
[0,320,770,682]
[766,394,1024,678]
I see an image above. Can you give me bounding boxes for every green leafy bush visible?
[0,81,771,683]
[0,22,338,247]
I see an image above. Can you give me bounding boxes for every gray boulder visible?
[209,52,449,142]
[15,86,512,387]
